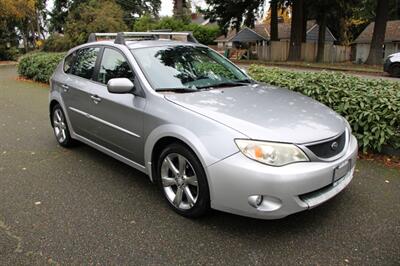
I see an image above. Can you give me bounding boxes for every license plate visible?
[333,160,350,183]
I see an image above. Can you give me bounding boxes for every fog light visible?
[255,195,263,206]
[248,195,264,208]
[248,195,282,211]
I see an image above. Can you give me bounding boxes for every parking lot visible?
[0,65,399,265]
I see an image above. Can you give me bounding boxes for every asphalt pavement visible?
[0,65,399,265]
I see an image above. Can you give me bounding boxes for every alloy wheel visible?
[53,109,67,143]
[160,153,199,210]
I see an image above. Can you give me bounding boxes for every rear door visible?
[88,47,146,165]
[61,47,100,139]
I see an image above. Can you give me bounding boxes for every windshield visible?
[131,46,249,91]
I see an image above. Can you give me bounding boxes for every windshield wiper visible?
[196,81,250,90]
[155,87,198,93]
[236,78,253,83]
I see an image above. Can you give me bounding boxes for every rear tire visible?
[156,143,210,218]
[51,104,76,147]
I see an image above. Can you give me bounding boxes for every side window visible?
[71,47,100,79]
[97,48,134,84]
[63,52,76,73]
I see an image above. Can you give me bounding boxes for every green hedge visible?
[18,52,65,83]
[248,65,400,152]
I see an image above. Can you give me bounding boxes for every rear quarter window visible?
[63,52,76,73]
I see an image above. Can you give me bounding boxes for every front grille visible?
[306,131,346,159]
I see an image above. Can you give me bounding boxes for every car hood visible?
[165,84,346,144]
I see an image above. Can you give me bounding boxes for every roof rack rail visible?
[87,31,199,45]
[87,33,118,43]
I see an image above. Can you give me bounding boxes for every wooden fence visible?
[256,41,351,63]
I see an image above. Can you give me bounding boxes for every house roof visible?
[354,20,400,44]
[230,27,268,42]
[215,20,336,42]
[215,29,237,42]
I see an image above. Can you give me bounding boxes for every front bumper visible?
[207,135,358,219]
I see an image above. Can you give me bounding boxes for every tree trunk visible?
[397,0,400,19]
[270,0,278,41]
[234,16,241,33]
[287,0,304,61]
[302,3,307,43]
[316,16,327,63]
[36,9,42,41]
[365,0,389,65]
[174,0,184,19]
[338,17,348,45]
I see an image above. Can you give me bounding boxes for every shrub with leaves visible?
[42,33,72,52]
[18,52,65,83]
[248,65,400,152]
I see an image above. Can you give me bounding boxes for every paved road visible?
[0,65,399,265]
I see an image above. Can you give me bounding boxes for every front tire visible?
[156,143,210,218]
[51,104,76,147]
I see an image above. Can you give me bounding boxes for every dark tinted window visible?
[63,52,76,73]
[71,47,99,79]
[97,48,134,84]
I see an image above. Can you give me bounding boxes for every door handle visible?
[90,95,102,103]
[61,84,69,92]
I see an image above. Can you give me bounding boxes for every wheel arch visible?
[49,100,60,126]
[144,125,214,183]
[49,95,75,137]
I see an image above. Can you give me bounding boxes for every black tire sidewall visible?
[156,143,210,218]
[51,104,74,147]
[391,64,400,77]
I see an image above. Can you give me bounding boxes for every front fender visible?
[144,124,217,181]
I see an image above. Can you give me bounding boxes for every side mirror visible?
[107,78,134,94]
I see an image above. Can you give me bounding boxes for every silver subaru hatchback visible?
[49,32,358,219]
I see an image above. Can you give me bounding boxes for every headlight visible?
[342,117,352,134]
[235,139,309,166]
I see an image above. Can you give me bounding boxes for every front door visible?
[88,47,146,165]
[61,47,100,139]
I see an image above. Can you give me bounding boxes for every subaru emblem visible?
[331,141,339,151]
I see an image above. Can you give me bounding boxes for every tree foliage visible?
[114,0,161,27]
[133,16,220,45]
[49,0,69,33]
[0,0,47,56]
[64,0,128,47]
[203,0,266,33]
